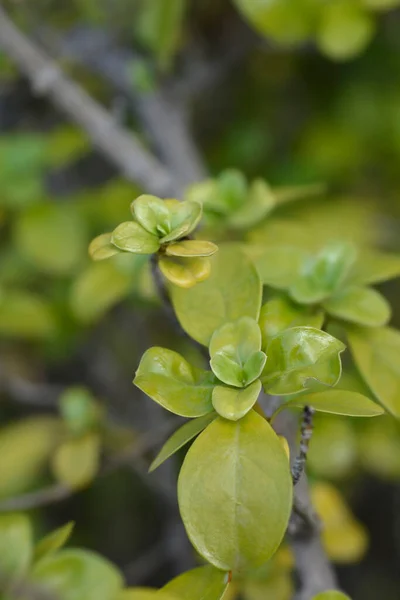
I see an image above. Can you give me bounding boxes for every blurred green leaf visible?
[351,250,400,285]
[347,326,400,418]
[308,416,357,479]
[287,390,384,417]
[324,286,391,327]
[160,200,202,243]
[259,296,324,345]
[149,413,217,472]
[134,347,215,417]
[312,593,351,600]
[52,433,101,489]
[131,195,171,236]
[178,411,292,571]
[89,233,122,261]
[171,244,262,346]
[0,291,55,338]
[165,240,218,258]
[59,387,101,436]
[253,246,308,290]
[0,513,32,583]
[34,522,75,563]
[162,565,230,599]
[31,549,123,600]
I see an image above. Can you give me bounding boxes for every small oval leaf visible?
[212,380,261,421]
[288,390,384,417]
[131,194,171,236]
[178,410,293,571]
[324,286,391,327]
[89,233,121,261]
[112,222,160,254]
[165,240,218,258]
[159,256,211,288]
[162,565,230,600]
[52,433,101,489]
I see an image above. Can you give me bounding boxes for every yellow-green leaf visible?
[149,413,217,472]
[52,433,101,489]
[228,179,275,229]
[347,326,400,418]
[254,247,308,289]
[160,201,202,243]
[171,244,262,346]
[117,590,177,600]
[288,390,384,417]
[165,240,218,258]
[134,347,215,417]
[351,249,400,285]
[35,522,75,563]
[212,380,261,421]
[162,565,230,600]
[313,593,351,600]
[89,233,121,261]
[178,411,292,571]
[259,296,324,345]
[159,256,211,288]
[131,194,171,236]
[0,417,62,499]
[324,286,391,327]
[262,327,345,395]
[112,222,160,254]
[0,290,55,339]
[0,513,33,582]
[308,416,357,479]
[31,549,123,600]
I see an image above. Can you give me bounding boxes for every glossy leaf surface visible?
[131,194,171,236]
[165,240,218,258]
[178,411,292,571]
[347,326,400,418]
[159,256,211,288]
[259,296,324,345]
[171,244,262,346]
[324,286,391,327]
[149,413,217,472]
[112,222,160,254]
[134,347,215,417]
[287,390,384,417]
[262,327,345,395]
[89,233,121,261]
[160,201,202,243]
[212,380,261,421]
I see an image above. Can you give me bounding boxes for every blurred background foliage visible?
[0,1,400,599]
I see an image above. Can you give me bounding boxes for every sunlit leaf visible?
[162,565,230,600]
[52,433,101,489]
[35,522,75,563]
[0,513,32,582]
[228,179,275,229]
[253,246,308,289]
[31,549,123,600]
[165,240,218,258]
[171,244,262,346]
[347,326,400,418]
[134,347,215,417]
[324,286,391,327]
[351,249,400,285]
[118,589,177,600]
[160,201,202,243]
[287,390,384,417]
[159,256,211,288]
[131,194,171,236]
[259,296,324,345]
[312,593,351,600]
[178,411,292,571]
[149,413,217,472]
[89,233,121,261]
[262,327,345,395]
[112,221,160,254]
[212,380,261,421]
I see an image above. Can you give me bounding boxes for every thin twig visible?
[0,7,180,198]
[292,406,315,486]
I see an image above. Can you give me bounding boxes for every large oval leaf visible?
[0,513,32,582]
[253,246,308,290]
[259,296,324,345]
[171,244,262,346]
[178,410,292,572]
[31,549,123,600]
[351,249,400,285]
[261,327,345,395]
[323,286,391,327]
[347,326,400,418]
[162,565,230,600]
[134,347,215,417]
[149,413,217,472]
[287,390,384,417]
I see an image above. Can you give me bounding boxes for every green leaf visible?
[216,168,248,211]
[324,286,391,327]
[228,179,276,229]
[59,387,100,436]
[70,261,132,323]
[89,233,121,261]
[312,592,351,600]
[171,244,262,346]
[178,410,292,571]
[0,513,33,582]
[351,250,400,285]
[35,522,75,563]
[274,182,326,205]
[165,240,218,258]
[259,296,325,345]
[52,433,101,489]
[289,242,358,305]
[212,380,261,421]
[160,201,202,243]
[254,246,308,289]
[287,390,384,417]
[31,549,123,600]
[0,290,55,339]
[149,413,217,472]
[0,417,62,500]
[162,565,230,600]
[131,195,171,237]
[117,590,177,600]
[14,203,88,275]
[308,415,357,479]
[316,1,375,61]
[262,327,345,395]
[159,256,211,288]
[347,326,400,418]
[134,347,215,417]
[112,222,160,254]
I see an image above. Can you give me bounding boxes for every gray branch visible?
[0,7,180,198]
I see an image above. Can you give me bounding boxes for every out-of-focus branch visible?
[39,26,207,188]
[0,7,180,198]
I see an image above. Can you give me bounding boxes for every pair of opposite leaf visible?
[134,316,346,425]
[186,168,323,231]
[89,194,218,289]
